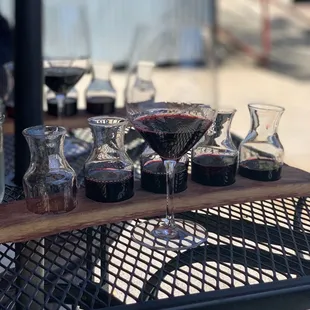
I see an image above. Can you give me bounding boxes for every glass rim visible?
[248,103,285,112]
[88,116,128,127]
[22,125,67,138]
[217,107,237,114]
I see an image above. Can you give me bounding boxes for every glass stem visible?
[164,159,176,228]
[56,94,65,124]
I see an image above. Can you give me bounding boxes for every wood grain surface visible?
[0,164,309,244]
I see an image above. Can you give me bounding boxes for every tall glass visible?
[127,26,218,251]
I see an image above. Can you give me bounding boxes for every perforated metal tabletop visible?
[1,132,310,309]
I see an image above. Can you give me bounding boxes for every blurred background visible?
[0,0,309,171]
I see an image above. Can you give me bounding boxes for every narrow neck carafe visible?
[88,117,127,160]
[206,109,236,150]
[239,103,285,182]
[24,126,67,171]
[22,125,77,214]
[248,103,284,140]
[86,62,116,115]
[128,61,156,104]
[84,116,134,203]
[89,62,115,93]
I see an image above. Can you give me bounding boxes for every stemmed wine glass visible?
[43,2,90,123]
[127,26,218,250]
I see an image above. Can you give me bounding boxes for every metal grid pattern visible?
[1,131,310,309]
[0,197,310,309]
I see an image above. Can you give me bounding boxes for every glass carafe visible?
[125,60,156,105]
[192,108,238,186]
[84,116,134,202]
[47,87,78,117]
[239,103,285,181]
[141,146,189,193]
[23,126,77,214]
[85,62,116,115]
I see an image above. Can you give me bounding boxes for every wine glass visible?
[43,2,90,121]
[126,25,218,251]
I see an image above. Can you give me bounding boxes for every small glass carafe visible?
[239,103,285,181]
[85,62,116,115]
[140,146,189,194]
[125,61,156,105]
[46,87,78,117]
[84,116,134,202]
[23,126,77,214]
[192,109,238,186]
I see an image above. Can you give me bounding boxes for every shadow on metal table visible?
[1,131,310,309]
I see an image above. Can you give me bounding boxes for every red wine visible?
[85,169,134,203]
[133,113,212,159]
[6,105,14,118]
[141,159,188,194]
[192,154,237,186]
[47,97,77,116]
[239,159,282,181]
[44,67,85,94]
[26,196,76,214]
[86,96,115,115]
[5,92,14,118]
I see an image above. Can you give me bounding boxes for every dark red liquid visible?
[133,114,212,159]
[86,96,115,115]
[191,154,237,186]
[45,67,85,94]
[239,159,282,181]
[85,169,134,203]
[141,159,188,194]
[47,97,77,116]
[6,105,14,118]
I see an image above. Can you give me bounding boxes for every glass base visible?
[132,218,207,251]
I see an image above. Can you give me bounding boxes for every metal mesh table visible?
[1,132,310,309]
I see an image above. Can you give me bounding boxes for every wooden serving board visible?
[0,164,310,244]
[3,108,126,134]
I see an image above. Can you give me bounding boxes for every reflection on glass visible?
[23,126,77,214]
[239,103,285,182]
[84,117,134,203]
[86,62,116,115]
[192,108,238,186]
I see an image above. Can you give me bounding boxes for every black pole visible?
[14,0,43,186]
